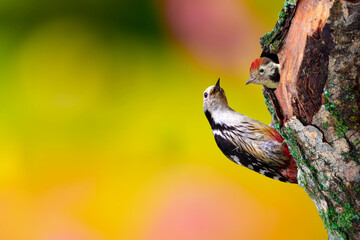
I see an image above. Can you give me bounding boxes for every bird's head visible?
[247,57,280,89]
[203,78,228,113]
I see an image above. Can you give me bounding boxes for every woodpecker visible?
[247,57,280,89]
[203,79,297,183]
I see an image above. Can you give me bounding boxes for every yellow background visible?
[0,0,328,239]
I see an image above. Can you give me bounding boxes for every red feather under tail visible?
[280,156,298,183]
[269,129,298,183]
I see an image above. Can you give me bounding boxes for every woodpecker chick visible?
[203,79,297,183]
[247,57,280,89]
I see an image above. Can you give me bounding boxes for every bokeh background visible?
[0,0,328,239]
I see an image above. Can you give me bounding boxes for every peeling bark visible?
[260,0,360,239]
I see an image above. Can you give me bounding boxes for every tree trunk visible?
[259,0,360,239]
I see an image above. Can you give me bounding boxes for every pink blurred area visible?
[140,167,275,240]
[164,0,264,74]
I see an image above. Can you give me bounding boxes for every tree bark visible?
[260,0,360,239]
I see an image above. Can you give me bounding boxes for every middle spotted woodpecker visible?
[203,79,297,183]
[247,57,280,89]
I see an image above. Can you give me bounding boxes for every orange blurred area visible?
[0,0,328,239]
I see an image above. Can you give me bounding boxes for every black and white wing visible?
[213,130,291,183]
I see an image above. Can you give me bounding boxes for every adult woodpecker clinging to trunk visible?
[203,79,297,183]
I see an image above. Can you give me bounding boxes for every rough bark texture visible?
[260,0,360,239]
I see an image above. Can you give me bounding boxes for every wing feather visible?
[214,133,291,183]
[213,118,289,167]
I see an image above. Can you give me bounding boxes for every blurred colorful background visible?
[0,0,328,239]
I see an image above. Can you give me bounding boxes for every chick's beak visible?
[246,77,254,85]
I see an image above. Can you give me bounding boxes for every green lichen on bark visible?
[283,117,360,240]
[260,0,297,53]
[264,93,280,131]
[320,203,360,240]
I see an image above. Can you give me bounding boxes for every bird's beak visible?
[212,78,220,93]
[246,77,254,85]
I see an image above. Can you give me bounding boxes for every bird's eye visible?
[204,92,208,98]
[259,68,264,73]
